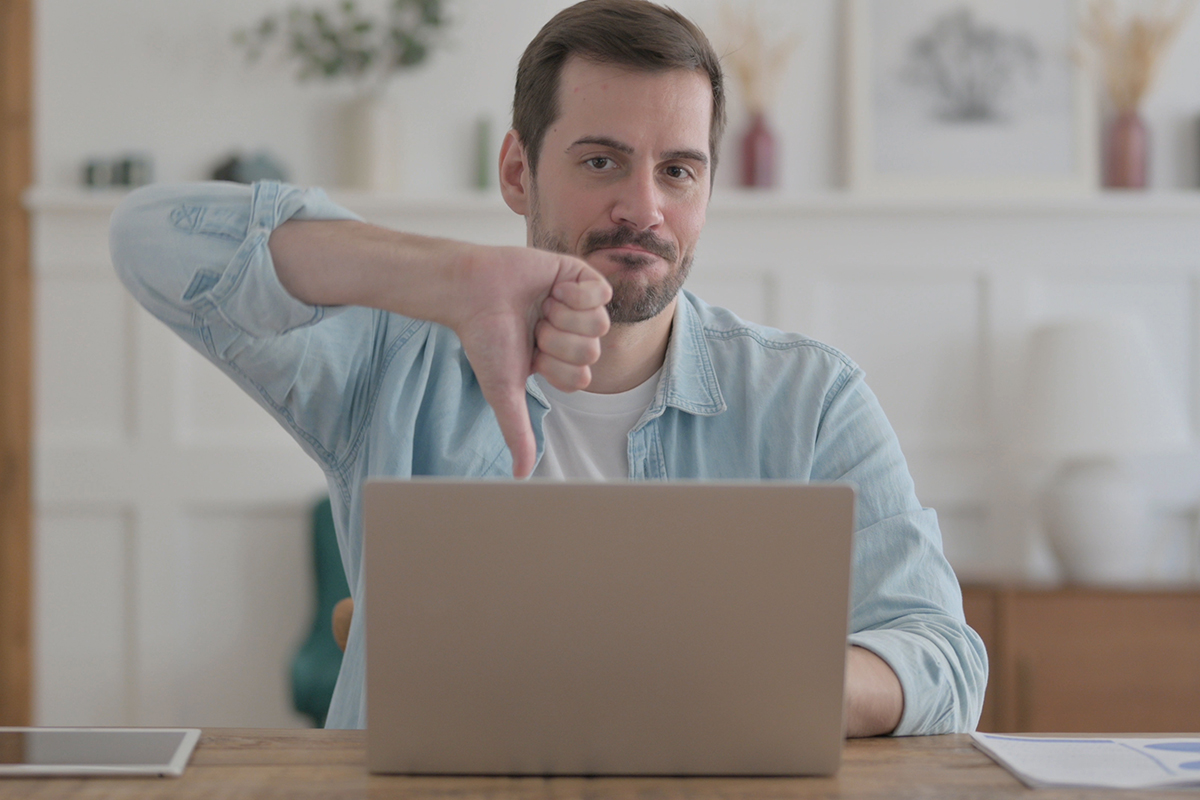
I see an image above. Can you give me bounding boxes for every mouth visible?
[582,228,677,266]
[591,247,661,269]
[595,245,656,257]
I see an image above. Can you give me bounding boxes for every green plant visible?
[235,0,448,81]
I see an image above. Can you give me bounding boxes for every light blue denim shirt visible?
[110,180,986,735]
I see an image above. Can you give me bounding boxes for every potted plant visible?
[235,0,449,191]
[1079,0,1194,189]
[720,3,799,189]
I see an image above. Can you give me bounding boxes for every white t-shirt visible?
[532,370,662,480]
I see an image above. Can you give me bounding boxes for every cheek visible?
[570,201,620,242]
[541,177,608,228]
[673,203,707,246]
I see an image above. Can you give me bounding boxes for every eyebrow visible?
[663,148,709,167]
[568,136,709,167]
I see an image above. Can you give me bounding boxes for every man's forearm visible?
[269,219,470,330]
[844,645,904,737]
[268,214,612,478]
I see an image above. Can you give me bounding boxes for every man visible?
[111,0,986,736]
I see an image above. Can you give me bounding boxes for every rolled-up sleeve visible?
[109,180,390,477]
[110,180,359,338]
[814,368,988,735]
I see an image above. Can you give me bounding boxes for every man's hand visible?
[844,645,904,737]
[450,245,611,478]
[270,220,611,478]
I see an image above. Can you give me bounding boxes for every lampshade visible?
[1023,315,1191,460]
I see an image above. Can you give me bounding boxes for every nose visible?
[610,166,665,231]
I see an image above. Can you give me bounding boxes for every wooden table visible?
[0,729,1191,799]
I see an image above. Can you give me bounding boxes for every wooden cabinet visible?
[962,585,1200,733]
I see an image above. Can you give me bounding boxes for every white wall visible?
[29,0,1200,728]
[34,0,832,192]
[37,0,1200,195]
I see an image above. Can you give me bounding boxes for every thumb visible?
[479,378,538,479]
[556,255,612,302]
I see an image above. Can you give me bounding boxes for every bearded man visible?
[111,0,987,736]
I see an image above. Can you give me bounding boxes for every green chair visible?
[290,496,351,727]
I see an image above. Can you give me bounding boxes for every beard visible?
[529,189,693,325]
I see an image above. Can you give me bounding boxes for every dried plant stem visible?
[720,2,800,115]
[1080,0,1196,113]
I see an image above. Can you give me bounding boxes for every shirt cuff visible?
[848,627,963,736]
[209,181,362,337]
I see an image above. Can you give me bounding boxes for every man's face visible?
[521,57,712,325]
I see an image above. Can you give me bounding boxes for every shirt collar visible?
[652,291,726,417]
[526,374,550,410]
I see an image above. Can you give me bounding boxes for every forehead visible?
[550,56,712,154]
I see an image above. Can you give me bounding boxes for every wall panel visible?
[1035,277,1194,403]
[34,509,129,725]
[176,508,312,728]
[26,189,1200,725]
[684,274,771,327]
[1146,509,1200,584]
[175,343,300,447]
[936,506,991,582]
[34,278,129,443]
[815,275,986,450]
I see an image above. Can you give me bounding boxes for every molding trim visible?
[25,185,1200,216]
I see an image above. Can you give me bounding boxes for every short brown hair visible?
[513,0,726,177]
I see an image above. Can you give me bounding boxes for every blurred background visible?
[33,0,1200,192]
[7,0,1200,733]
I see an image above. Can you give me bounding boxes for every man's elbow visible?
[109,183,175,297]
[109,182,249,312]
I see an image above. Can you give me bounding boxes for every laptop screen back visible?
[364,479,855,776]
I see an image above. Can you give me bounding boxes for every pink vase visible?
[740,112,777,188]
[1104,111,1148,189]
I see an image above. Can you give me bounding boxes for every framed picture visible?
[846,0,1097,195]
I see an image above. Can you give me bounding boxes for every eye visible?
[664,165,693,181]
[587,156,614,170]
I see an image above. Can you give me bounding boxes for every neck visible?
[585,298,676,394]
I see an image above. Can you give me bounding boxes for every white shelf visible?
[25,185,1200,218]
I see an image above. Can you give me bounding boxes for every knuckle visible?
[593,311,611,335]
[567,367,591,391]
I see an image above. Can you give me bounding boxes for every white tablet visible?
[0,728,201,777]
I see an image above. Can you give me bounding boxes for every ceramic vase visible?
[740,112,777,188]
[1042,459,1150,585]
[1104,110,1148,189]
[344,91,404,192]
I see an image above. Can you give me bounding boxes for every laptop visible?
[363,479,856,776]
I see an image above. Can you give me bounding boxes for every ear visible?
[499,129,531,216]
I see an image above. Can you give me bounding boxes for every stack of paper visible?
[972,733,1200,790]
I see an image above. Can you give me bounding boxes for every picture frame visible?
[846,0,1098,196]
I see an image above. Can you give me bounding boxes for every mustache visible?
[583,227,677,263]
